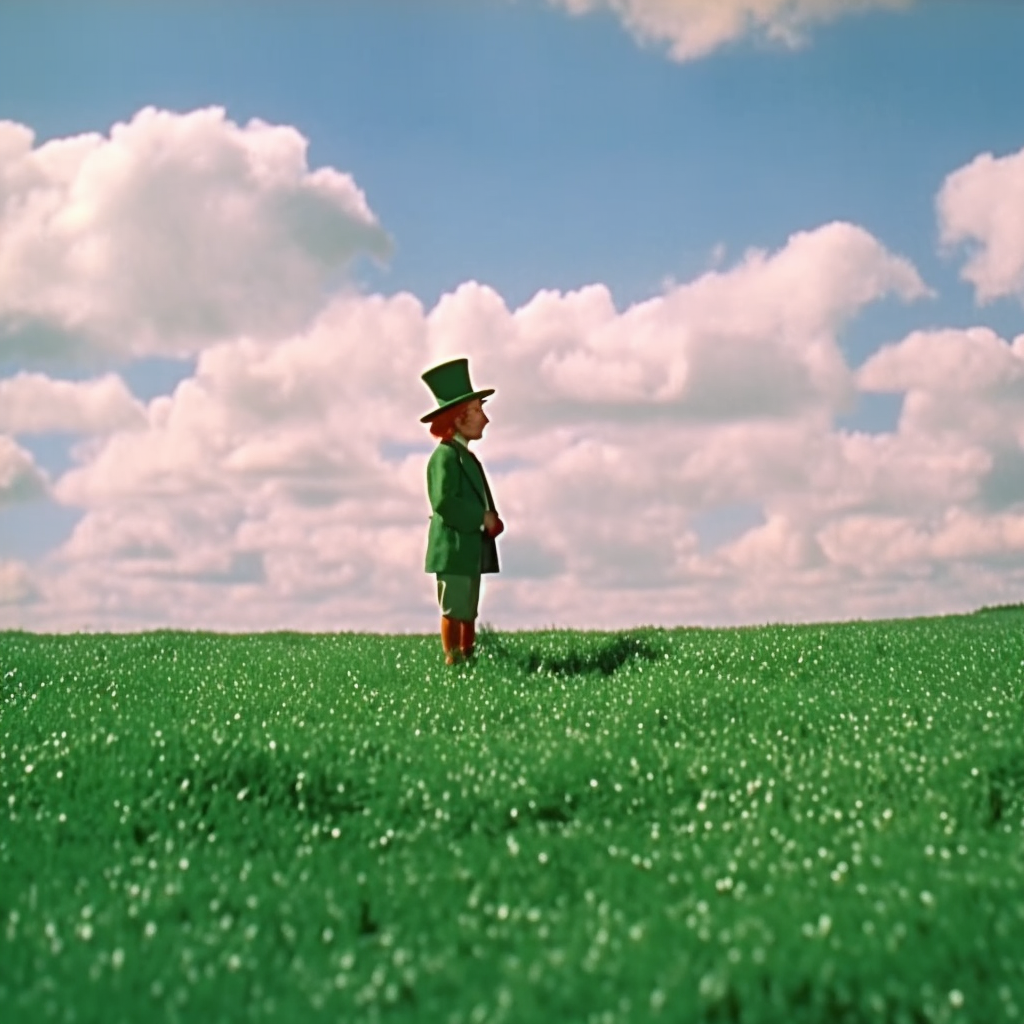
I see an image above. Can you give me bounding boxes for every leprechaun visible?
[420,358,505,666]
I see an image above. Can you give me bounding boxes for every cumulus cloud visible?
[0,560,40,607]
[549,0,913,62]
[0,372,146,434]
[0,436,49,506]
[856,326,1024,513]
[732,323,1024,600]
[857,327,1024,460]
[858,326,1024,399]
[6,196,1021,632]
[54,219,923,510]
[54,290,428,508]
[937,144,1024,305]
[818,507,1024,570]
[440,221,928,426]
[15,219,984,632]
[0,106,391,364]
[7,103,1024,632]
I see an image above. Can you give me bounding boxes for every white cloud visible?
[454,221,927,425]
[858,326,1024,398]
[7,106,1024,633]
[937,144,1024,305]
[818,508,1024,570]
[0,372,146,434]
[53,290,428,508]
[0,436,49,506]
[858,327,1024,452]
[728,324,1024,591]
[721,512,825,572]
[549,0,913,62]
[14,218,1001,633]
[0,560,40,606]
[4,196,1021,632]
[0,107,391,364]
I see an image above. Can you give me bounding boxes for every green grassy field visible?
[1,609,1022,1024]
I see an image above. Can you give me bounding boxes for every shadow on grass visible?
[475,623,672,678]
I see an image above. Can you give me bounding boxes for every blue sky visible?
[6,1,1023,317]
[2,0,1024,631]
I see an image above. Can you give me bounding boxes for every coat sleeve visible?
[427,446,485,533]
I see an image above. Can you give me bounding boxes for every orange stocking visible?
[460,618,476,659]
[441,615,462,663]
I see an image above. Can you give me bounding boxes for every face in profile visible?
[455,399,489,441]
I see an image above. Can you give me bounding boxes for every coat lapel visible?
[439,438,500,574]
[442,439,496,512]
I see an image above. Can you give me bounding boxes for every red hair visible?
[427,400,472,441]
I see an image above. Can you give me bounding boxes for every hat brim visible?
[420,388,495,423]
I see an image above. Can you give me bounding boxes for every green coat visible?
[424,438,500,575]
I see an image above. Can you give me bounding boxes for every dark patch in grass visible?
[477,627,670,679]
[395,982,418,1009]
[705,983,743,1023]
[987,758,1024,826]
[358,899,379,938]
[122,749,375,850]
[533,803,572,824]
[499,801,574,834]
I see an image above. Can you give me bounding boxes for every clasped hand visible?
[483,510,504,538]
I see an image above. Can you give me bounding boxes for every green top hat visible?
[420,357,495,423]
